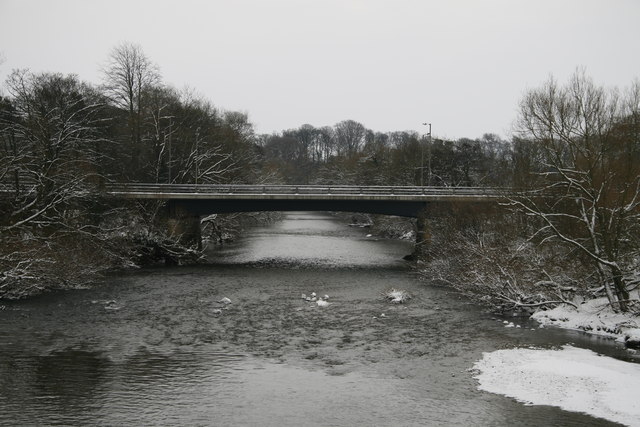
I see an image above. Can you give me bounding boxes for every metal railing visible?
[104,183,509,197]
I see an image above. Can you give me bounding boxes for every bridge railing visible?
[104,183,511,197]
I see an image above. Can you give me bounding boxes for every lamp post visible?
[167,116,174,184]
[194,127,201,185]
[421,122,431,186]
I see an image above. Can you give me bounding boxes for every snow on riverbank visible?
[531,297,640,348]
[472,345,640,426]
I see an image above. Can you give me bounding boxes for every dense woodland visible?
[1,44,638,313]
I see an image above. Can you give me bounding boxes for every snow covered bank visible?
[531,297,640,348]
[473,345,640,426]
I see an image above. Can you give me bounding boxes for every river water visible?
[0,212,634,426]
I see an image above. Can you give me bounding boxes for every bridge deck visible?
[104,183,507,203]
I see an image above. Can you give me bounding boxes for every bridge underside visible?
[173,199,429,218]
[103,184,503,253]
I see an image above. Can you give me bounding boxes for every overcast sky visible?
[1,0,639,139]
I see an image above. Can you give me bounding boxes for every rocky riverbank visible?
[531,296,640,350]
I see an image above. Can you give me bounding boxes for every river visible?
[0,212,634,426]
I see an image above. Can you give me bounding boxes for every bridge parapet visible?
[104,183,510,202]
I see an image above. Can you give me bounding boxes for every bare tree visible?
[102,42,160,173]
[1,70,107,230]
[173,126,236,185]
[217,111,258,183]
[317,126,335,161]
[0,95,24,191]
[144,85,179,183]
[334,119,366,157]
[0,71,110,297]
[169,93,245,184]
[512,70,640,312]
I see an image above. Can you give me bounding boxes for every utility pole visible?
[167,116,173,184]
[194,127,200,185]
[421,123,431,186]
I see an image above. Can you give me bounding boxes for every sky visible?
[1,0,639,140]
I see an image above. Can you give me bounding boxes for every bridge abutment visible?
[167,201,202,251]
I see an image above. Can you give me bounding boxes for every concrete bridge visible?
[105,183,505,217]
[105,183,508,250]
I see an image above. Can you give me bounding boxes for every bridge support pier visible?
[167,201,202,251]
[414,208,431,256]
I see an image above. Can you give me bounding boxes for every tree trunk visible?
[610,265,629,312]
[602,280,620,312]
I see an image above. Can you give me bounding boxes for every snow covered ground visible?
[531,297,640,348]
[473,296,640,426]
[472,345,640,426]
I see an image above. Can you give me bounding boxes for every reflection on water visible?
[207,212,411,268]
[0,212,627,426]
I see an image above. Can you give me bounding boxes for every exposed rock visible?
[624,334,640,349]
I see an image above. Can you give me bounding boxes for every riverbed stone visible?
[624,335,640,349]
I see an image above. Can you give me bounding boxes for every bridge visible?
[1,181,508,249]
[105,183,506,218]
[103,183,508,250]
